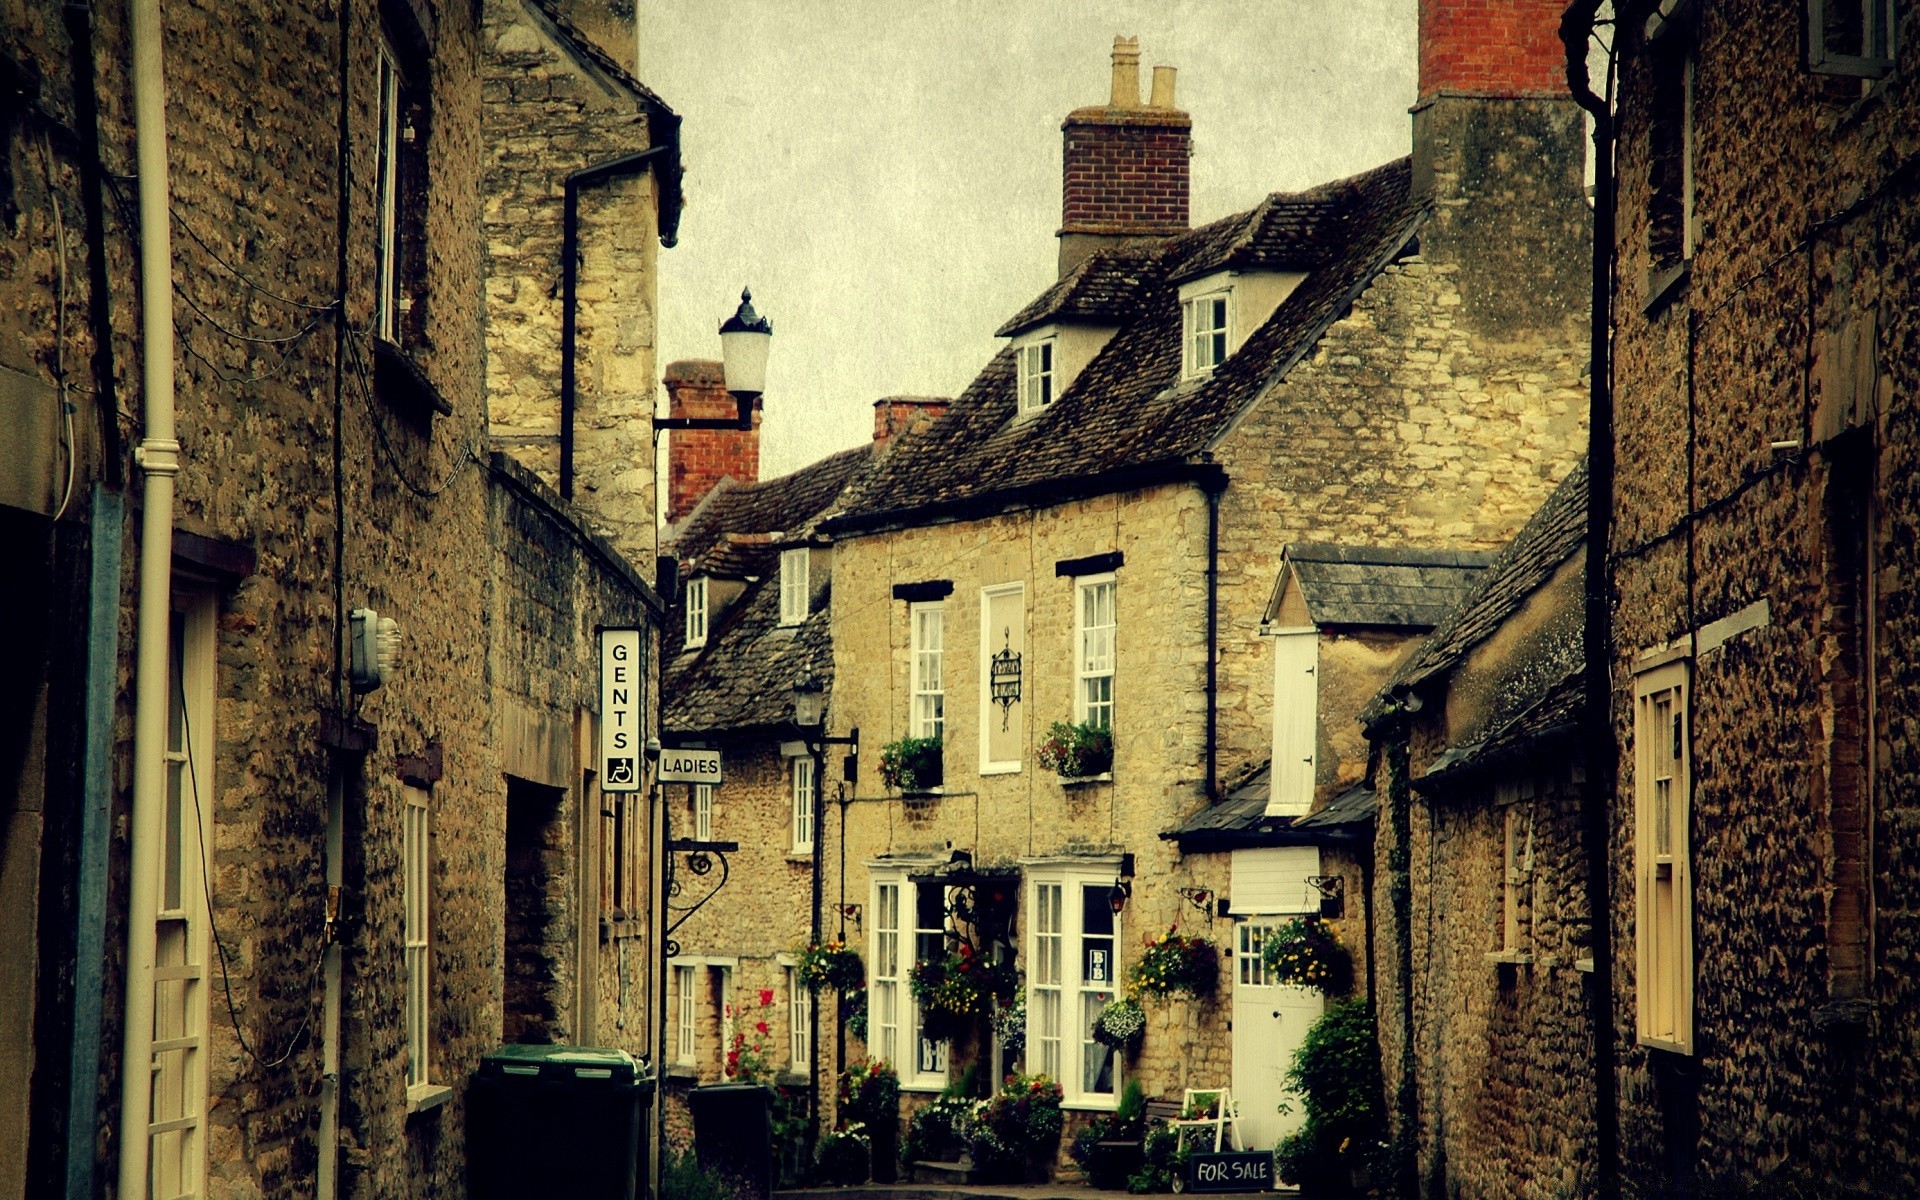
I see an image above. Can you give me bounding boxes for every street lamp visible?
[655,289,772,431]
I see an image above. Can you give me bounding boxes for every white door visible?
[1231,920,1323,1152]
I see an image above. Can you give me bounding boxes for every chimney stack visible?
[1057,36,1191,277]
[663,359,760,525]
[872,396,951,448]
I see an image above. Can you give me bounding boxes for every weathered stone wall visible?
[1608,3,1920,1195]
[482,0,659,563]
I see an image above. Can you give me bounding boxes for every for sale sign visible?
[1185,1151,1274,1193]
[599,628,643,792]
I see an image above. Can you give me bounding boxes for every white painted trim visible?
[980,582,1027,775]
[1697,598,1771,656]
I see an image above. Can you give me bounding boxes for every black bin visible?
[687,1082,774,1200]
[468,1045,654,1200]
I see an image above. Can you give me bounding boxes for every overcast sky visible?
[638,1,1420,479]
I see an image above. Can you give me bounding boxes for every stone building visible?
[1599,0,1920,1194]
[1362,463,1597,1200]
[797,3,1589,1171]
[0,3,676,1199]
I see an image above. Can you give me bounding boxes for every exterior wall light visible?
[655,289,772,432]
[1109,879,1132,914]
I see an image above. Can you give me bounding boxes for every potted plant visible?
[1038,720,1114,780]
[1273,1000,1389,1197]
[1260,916,1353,995]
[1069,1079,1148,1188]
[1129,927,1220,1000]
[840,1059,901,1182]
[796,939,865,992]
[880,736,943,792]
[963,1072,1064,1183]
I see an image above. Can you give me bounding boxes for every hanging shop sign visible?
[599,627,643,792]
[659,748,723,785]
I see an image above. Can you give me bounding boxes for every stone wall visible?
[1607,2,1920,1195]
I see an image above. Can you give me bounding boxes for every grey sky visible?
[638,1,1419,479]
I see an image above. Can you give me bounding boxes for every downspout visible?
[1202,472,1228,800]
[119,1,180,1198]
[1561,7,1621,1200]
[808,744,825,1159]
[559,143,672,500]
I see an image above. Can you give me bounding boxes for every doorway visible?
[504,777,567,1043]
[1231,920,1322,1151]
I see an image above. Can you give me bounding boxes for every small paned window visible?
[1498,791,1535,957]
[871,881,902,1063]
[1076,577,1116,730]
[1027,868,1122,1107]
[1635,659,1693,1053]
[404,785,433,1090]
[1644,3,1696,288]
[791,757,815,853]
[693,783,714,842]
[1019,339,1056,413]
[786,965,811,1069]
[373,27,428,348]
[685,577,708,649]
[780,548,810,626]
[1182,293,1229,378]
[912,602,945,741]
[675,965,697,1064]
[1808,0,1896,78]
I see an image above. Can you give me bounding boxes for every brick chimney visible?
[1057,36,1191,276]
[1410,0,1587,337]
[872,396,950,448]
[664,359,760,525]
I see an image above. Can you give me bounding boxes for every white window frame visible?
[1181,291,1229,379]
[1018,338,1056,413]
[404,784,435,1098]
[693,783,714,842]
[911,601,945,741]
[1634,657,1693,1054]
[1074,575,1116,731]
[980,582,1025,775]
[374,35,402,341]
[791,757,816,853]
[1807,0,1896,78]
[675,964,698,1065]
[780,548,810,626]
[684,576,708,649]
[785,964,811,1070]
[869,867,949,1091]
[1267,627,1319,816]
[151,591,215,1200]
[1494,785,1535,962]
[1026,862,1122,1109]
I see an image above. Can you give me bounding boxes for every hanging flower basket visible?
[1260,916,1352,995]
[1129,927,1220,1000]
[991,990,1027,1061]
[880,736,943,792]
[1037,720,1114,779]
[1090,995,1146,1050]
[909,944,1017,1042]
[796,939,865,992]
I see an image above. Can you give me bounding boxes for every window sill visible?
[777,1071,813,1088]
[667,1064,701,1081]
[372,337,453,420]
[1641,261,1689,316]
[1484,950,1533,967]
[407,1083,453,1115]
[1058,771,1113,789]
[788,849,815,863]
[601,914,642,942]
[981,764,1022,777]
[900,1079,948,1094]
[900,787,945,802]
[1062,1096,1121,1113]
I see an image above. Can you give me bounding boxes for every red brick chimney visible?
[1417,0,1570,100]
[1057,36,1190,276]
[664,359,760,525]
[872,396,950,448]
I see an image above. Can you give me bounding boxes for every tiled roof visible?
[669,443,873,578]
[1417,670,1584,790]
[1164,762,1376,850]
[995,248,1156,337]
[826,158,1426,535]
[1281,544,1495,629]
[1364,458,1589,724]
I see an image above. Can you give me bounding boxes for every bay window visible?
[1027,863,1121,1107]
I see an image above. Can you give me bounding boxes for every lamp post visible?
[790,675,857,1162]
[654,289,772,432]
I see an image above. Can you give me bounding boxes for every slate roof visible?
[662,446,874,736]
[1165,762,1376,850]
[1416,670,1584,790]
[995,248,1156,337]
[1362,458,1589,725]
[1278,544,1495,629]
[825,158,1427,535]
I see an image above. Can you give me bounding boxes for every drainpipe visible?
[119,1,180,1197]
[559,142,673,500]
[1562,7,1621,1199]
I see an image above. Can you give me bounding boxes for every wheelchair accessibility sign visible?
[599,628,643,792]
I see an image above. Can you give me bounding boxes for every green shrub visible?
[1126,1123,1188,1193]
[1273,999,1389,1195]
[965,1072,1064,1182]
[661,1150,743,1200]
[816,1130,871,1186]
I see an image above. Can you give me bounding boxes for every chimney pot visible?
[1149,65,1176,108]
[1109,35,1141,108]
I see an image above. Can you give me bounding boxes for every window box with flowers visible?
[1260,916,1352,996]
[1038,721,1113,785]
[797,940,865,993]
[880,736,943,796]
[1129,928,1219,1001]
[908,944,1017,1044]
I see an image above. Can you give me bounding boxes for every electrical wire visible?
[340,325,484,499]
[37,132,76,522]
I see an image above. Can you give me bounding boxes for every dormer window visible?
[780,548,810,626]
[1018,339,1056,413]
[1182,292,1229,378]
[684,576,708,648]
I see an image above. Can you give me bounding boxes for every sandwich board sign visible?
[599,628,643,792]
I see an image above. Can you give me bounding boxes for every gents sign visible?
[658,748,722,785]
[599,628,643,792]
[1184,1151,1274,1193]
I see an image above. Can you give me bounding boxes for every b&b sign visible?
[1185,1151,1274,1193]
[599,628,643,793]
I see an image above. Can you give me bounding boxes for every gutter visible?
[559,120,679,500]
[820,458,1229,539]
[119,3,180,1198]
